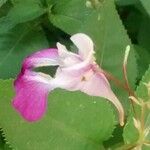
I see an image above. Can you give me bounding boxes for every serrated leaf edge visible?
[136,65,150,92]
[0,127,13,150]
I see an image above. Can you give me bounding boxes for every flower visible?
[12,33,124,125]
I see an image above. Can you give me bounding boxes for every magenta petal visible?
[12,48,58,121]
[12,73,50,122]
[23,48,59,69]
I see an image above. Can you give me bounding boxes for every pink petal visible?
[54,68,82,90]
[12,71,53,122]
[70,33,94,60]
[78,71,124,126]
[56,43,92,75]
[56,34,95,75]
[23,48,59,69]
[56,42,82,67]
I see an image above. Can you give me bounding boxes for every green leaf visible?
[121,6,143,44]
[115,0,138,6]
[49,0,137,110]
[138,17,150,54]
[49,0,92,34]
[140,0,150,16]
[0,128,12,150]
[0,0,7,8]
[0,0,12,18]
[123,115,139,144]
[0,0,45,33]
[134,45,150,81]
[0,23,49,79]
[0,79,115,150]
[103,125,124,149]
[136,65,150,101]
[123,66,150,149]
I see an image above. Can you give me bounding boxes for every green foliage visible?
[0,79,115,150]
[117,3,150,82]
[49,0,91,34]
[136,65,150,100]
[140,0,150,16]
[115,0,138,6]
[0,0,12,18]
[138,17,150,53]
[123,115,139,144]
[103,125,124,149]
[0,24,49,79]
[0,0,45,33]
[123,66,150,149]
[134,45,150,81]
[0,128,12,150]
[0,0,7,8]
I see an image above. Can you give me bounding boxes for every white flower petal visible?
[70,33,94,60]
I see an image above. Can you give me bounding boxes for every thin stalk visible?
[123,45,137,117]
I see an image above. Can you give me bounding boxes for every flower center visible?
[81,69,94,82]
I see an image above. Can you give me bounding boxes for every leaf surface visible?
[0,79,115,150]
[0,24,49,79]
[140,0,150,16]
[0,0,45,33]
[0,0,7,8]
